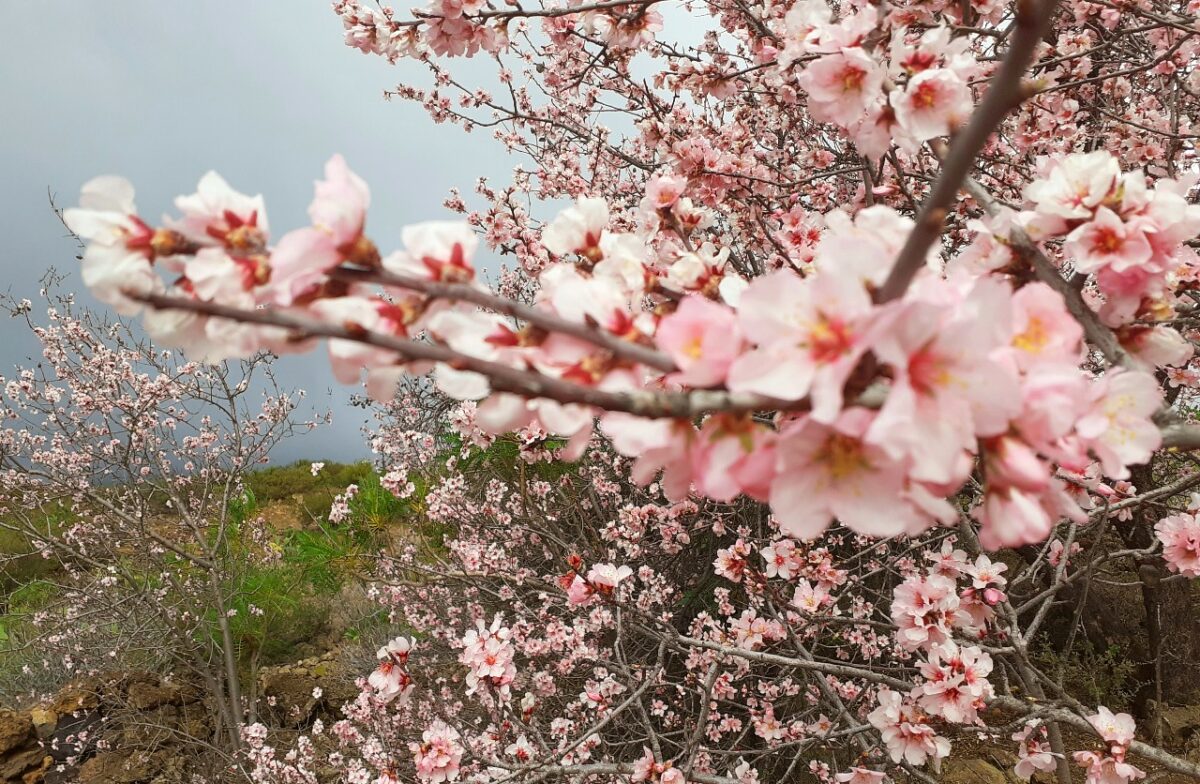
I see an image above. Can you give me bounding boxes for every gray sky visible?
[0,2,509,463]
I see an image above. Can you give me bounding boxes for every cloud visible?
[0,1,509,463]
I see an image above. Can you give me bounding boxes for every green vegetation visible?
[1033,638,1138,707]
[0,442,559,697]
[214,464,415,667]
[246,459,375,520]
[0,460,420,696]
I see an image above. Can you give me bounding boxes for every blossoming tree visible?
[0,285,316,754]
[50,0,1200,779]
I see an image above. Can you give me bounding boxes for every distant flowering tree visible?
[52,0,1200,779]
[0,285,318,754]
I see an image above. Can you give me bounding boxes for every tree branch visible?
[877,0,1061,303]
[135,292,792,419]
[331,266,677,372]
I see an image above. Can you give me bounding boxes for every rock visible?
[148,753,189,784]
[0,709,32,755]
[941,758,1010,784]
[1161,705,1200,747]
[22,755,51,784]
[259,662,357,729]
[77,750,160,784]
[44,681,100,717]
[125,680,180,711]
[116,705,178,749]
[28,708,57,740]
[175,708,210,740]
[0,747,46,781]
[1185,732,1200,764]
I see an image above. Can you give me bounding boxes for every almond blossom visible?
[43,1,1200,780]
[62,176,170,313]
[867,689,951,768]
[1154,512,1200,577]
[1012,724,1059,782]
[889,68,972,141]
[411,721,464,783]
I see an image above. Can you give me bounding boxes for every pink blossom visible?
[170,171,268,253]
[816,205,916,288]
[368,658,414,704]
[977,481,1085,551]
[693,415,777,502]
[890,68,972,141]
[1012,724,1058,781]
[891,573,959,651]
[631,747,687,784]
[772,408,949,542]
[506,734,534,762]
[1064,207,1153,274]
[1005,282,1084,369]
[644,174,689,211]
[867,689,951,768]
[586,562,633,593]
[1075,370,1162,479]
[367,636,415,704]
[761,538,800,580]
[1122,325,1194,370]
[869,278,1020,485]
[915,642,993,724]
[655,296,743,387]
[792,579,831,613]
[714,538,753,583]
[1154,512,1200,577]
[62,176,167,314]
[460,614,516,697]
[835,768,890,784]
[310,154,371,252]
[383,221,478,282]
[1022,150,1121,227]
[267,227,341,305]
[564,573,593,605]
[542,196,609,260]
[1072,751,1146,784]
[798,47,884,126]
[729,270,876,420]
[142,248,266,362]
[411,721,463,783]
[378,636,415,664]
[1087,706,1137,748]
[602,415,697,500]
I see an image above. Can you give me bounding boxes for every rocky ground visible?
[3,675,1199,784]
[0,648,365,784]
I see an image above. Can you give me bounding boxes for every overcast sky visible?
[0,3,511,463]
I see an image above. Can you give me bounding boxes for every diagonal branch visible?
[876,0,1061,303]
[330,266,677,372]
[135,292,791,419]
[960,176,1130,365]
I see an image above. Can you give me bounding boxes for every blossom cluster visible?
[785,4,980,158]
[63,148,1191,556]
[368,636,416,704]
[1154,511,1200,578]
[1072,708,1146,784]
[1014,150,1200,333]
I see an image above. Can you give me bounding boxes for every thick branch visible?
[136,293,789,418]
[991,698,1200,779]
